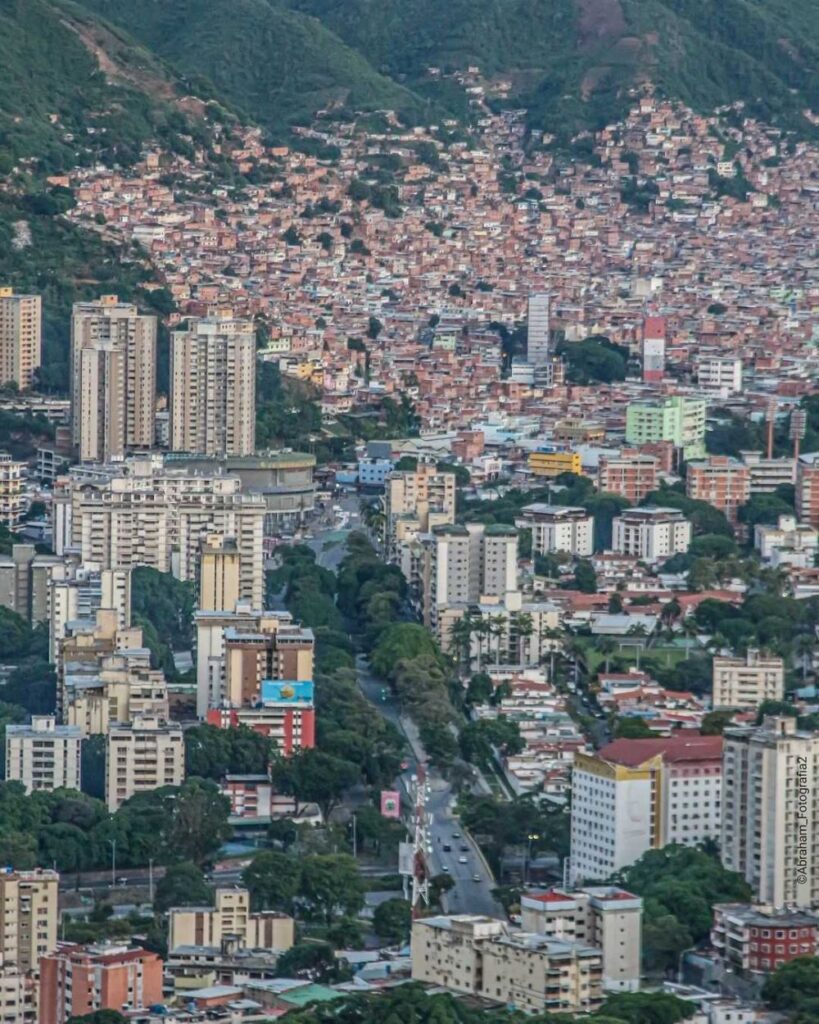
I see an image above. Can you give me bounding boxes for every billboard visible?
[260,680,314,704]
[398,842,415,876]
[380,789,401,819]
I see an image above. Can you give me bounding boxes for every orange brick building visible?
[39,944,162,1024]
[686,456,751,525]
[598,449,659,502]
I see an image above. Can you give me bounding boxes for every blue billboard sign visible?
[261,680,314,704]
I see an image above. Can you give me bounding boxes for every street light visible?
[525,833,540,887]
[108,839,116,888]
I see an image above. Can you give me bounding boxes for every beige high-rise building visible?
[712,649,785,709]
[199,535,241,613]
[70,296,156,462]
[0,288,41,390]
[5,716,82,794]
[722,716,819,909]
[168,888,294,953]
[170,315,255,457]
[105,714,184,810]
[0,869,59,972]
[0,454,25,530]
[411,915,603,1015]
[385,464,456,558]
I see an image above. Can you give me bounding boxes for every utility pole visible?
[108,839,116,888]
[148,859,154,904]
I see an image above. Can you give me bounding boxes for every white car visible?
[458,856,468,864]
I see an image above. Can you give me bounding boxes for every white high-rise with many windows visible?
[170,315,256,456]
[527,291,551,365]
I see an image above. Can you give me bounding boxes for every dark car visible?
[443,843,452,852]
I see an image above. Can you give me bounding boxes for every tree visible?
[167,779,231,866]
[700,710,735,735]
[154,861,212,914]
[299,854,365,922]
[459,717,524,766]
[242,851,302,911]
[614,717,653,739]
[184,725,272,780]
[601,990,695,1024]
[573,560,597,593]
[373,898,411,945]
[763,956,819,1014]
[68,1013,128,1024]
[80,735,106,800]
[270,749,359,820]
[595,636,617,673]
[275,941,351,983]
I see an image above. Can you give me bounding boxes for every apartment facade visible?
[697,356,743,396]
[641,317,665,383]
[170,315,256,457]
[520,886,642,992]
[528,450,581,478]
[611,507,691,563]
[570,736,723,883]
[516,504,594,558]
[0,288,41,390]
[625,396,706,460]
[39,943,162,1024]
[0,454,24,530]
[70,296,156,462]
[5,716,82,793]
[527,291,551,365]
[411,915,603,1015]
[755,515,818,564]
[686,456,751,524]
[199,534,241,613]
[53,458,265,608]
[712,650,785,709]
[168,888,294,953]
[384,464,456,557]
[0,869,59,972]
[711,903,819,975]
[722,716,819,909]
[598,450,658,503]
[797,453,819,527]
[105,715,184,810]
[0,544,62,623]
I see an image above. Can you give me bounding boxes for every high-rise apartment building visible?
[70,296,156,462]
[39,943,162,1024]
[686,456,751,524]
[515,504,594,558]
[520,886,642,992]
[0,288,41,390]
[611,507,691,563]
[198,534,241,613]
[170,315,256,456]
[722,716,819,909]
[712,650,785,709]
[697,355,743,396]
[796,453,819,527]
[641,317,665,383]
[53,457,265,607]
[625,395,706,460]
[0,454,25,530]
[49,565,132,664]
[527,292,551,366]
[570,736,723,883]
[418,523,518,631]
[0,544,62,623]
[385,464,456,557]
[598,450,659,503]
[105,714,184,810]
[168,888,294,953]
[0,869,59,971]
[5,716,82,794]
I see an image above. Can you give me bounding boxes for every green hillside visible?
[0,0,219,171]
[80,0,425,133]
[287,0,819,138]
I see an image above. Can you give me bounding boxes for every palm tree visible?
[490,614,507,665]
[661,597,682,627]
[626,623,649,670]
[542,627,565,683]
[449,615,475,677]
[564,637,587,688]
[473,617,491,671]
[681,616,699,660]
[512,612,535,667]
[595,636,617,674]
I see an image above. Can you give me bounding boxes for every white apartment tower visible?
[70,296,157,463]
[5,716,82,793]
[516,504,594,557]
[722,716,819,909]
[611,507,691,563]
[527,292,551,365]
[0,287,41,390]
[170,315,256,456]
